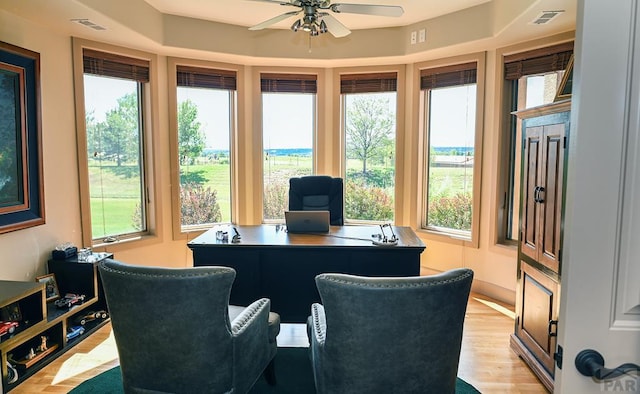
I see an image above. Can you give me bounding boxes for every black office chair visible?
[288,175,344,225]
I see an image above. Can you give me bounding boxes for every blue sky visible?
[85,75,482,150]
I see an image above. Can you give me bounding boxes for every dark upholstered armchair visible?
[307,268,474,394]
[289,175,344,225]
[98,259,280,394]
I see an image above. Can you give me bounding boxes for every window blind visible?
[261,73,317,93]
[420,62,477,90]
[340,72,397,94]
[177,65,237,90]
[83,48,149,82]
[504,42,573,80]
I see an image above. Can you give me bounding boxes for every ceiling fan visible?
[247,0,404,38]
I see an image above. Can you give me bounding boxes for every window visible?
[81,49,150,243]
[175,65,236,230]
[499,43,573,242]
[261,73,316,221]
[420,62,481,241]
[341,73,397,222]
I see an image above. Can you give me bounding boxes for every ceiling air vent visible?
[70,19,107,31]
[530,10,564,25]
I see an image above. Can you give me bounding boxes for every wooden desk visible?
[188,225,426,322]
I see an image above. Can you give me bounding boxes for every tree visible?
[85,110,108,162]
[102,93,139,166]
[178,99,205,166]
[345,95,394,174]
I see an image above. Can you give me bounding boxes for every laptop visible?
[284,210,330,233]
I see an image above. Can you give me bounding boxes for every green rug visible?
[70,347,480,393]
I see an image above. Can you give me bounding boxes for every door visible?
[521,122,565,274]
[516,261,559,377]
[556,1,640,393]
[538,125,564,273]
[521,127,541,262]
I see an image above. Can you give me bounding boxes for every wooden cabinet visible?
[0,254,111,391]
[511,100,570,392]
[520,115,566,273]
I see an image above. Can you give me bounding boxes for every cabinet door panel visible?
[539,124,565,273]
[516,261,559,376]
[521,127,542,261]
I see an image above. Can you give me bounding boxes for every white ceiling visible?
[143,0,493,31]
[0,0,577,66]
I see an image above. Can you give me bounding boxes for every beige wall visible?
[0,10,82,281]
[0,8,574,305]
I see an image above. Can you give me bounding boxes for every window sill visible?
[91,233,161,253]
[416,227,478,248]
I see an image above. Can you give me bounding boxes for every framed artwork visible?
[554,54,574,102]
[0,41,45,234]
[36,274,60,302]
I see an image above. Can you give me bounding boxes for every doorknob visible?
[534,186,545,203]
[548,319,558,337]
[575,349,640,380]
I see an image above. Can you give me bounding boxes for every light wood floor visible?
[10,293,547,393]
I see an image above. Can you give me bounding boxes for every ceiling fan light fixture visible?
[249,0,402,39]
[319,20,328,34]
[291,19,301,32]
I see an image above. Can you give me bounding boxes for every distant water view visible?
[203,147,473,157]
[264,148,312,157]
[432,146,474,155]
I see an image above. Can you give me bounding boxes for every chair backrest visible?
[98,259,237,393]
[315,268,474,394]
[289,175,344,225]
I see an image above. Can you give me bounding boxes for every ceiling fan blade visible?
[245,0,299,6]
[320,13,351,38]
[249,10,301,30]
[331,3,404,17]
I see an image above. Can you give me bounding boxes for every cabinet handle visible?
[548,319,558,337]
[575,349,640,380]
[534,186,545,203]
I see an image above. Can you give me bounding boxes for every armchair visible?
[98,259,280,394]
[289,175,344,225]
[308,268,474,394]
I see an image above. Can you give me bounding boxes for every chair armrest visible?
[230,298,270,336]
[230,298,274,392]
[310,303,326,346]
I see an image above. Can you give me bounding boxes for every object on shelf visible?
[36,273,61,302]
[51,243,78,260]
[54,293,85,309]
[0,301,22,322]
[82,251,111,263]
[77,248,92,262]
[0,320,19,337]
[74,310,108,326]
[6,360,18,384]
[14,343,59,370]
[66,325,85,341]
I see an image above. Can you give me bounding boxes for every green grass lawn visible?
[88,156,472,233]
[428,166,474,197]
[90,198,140,238]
